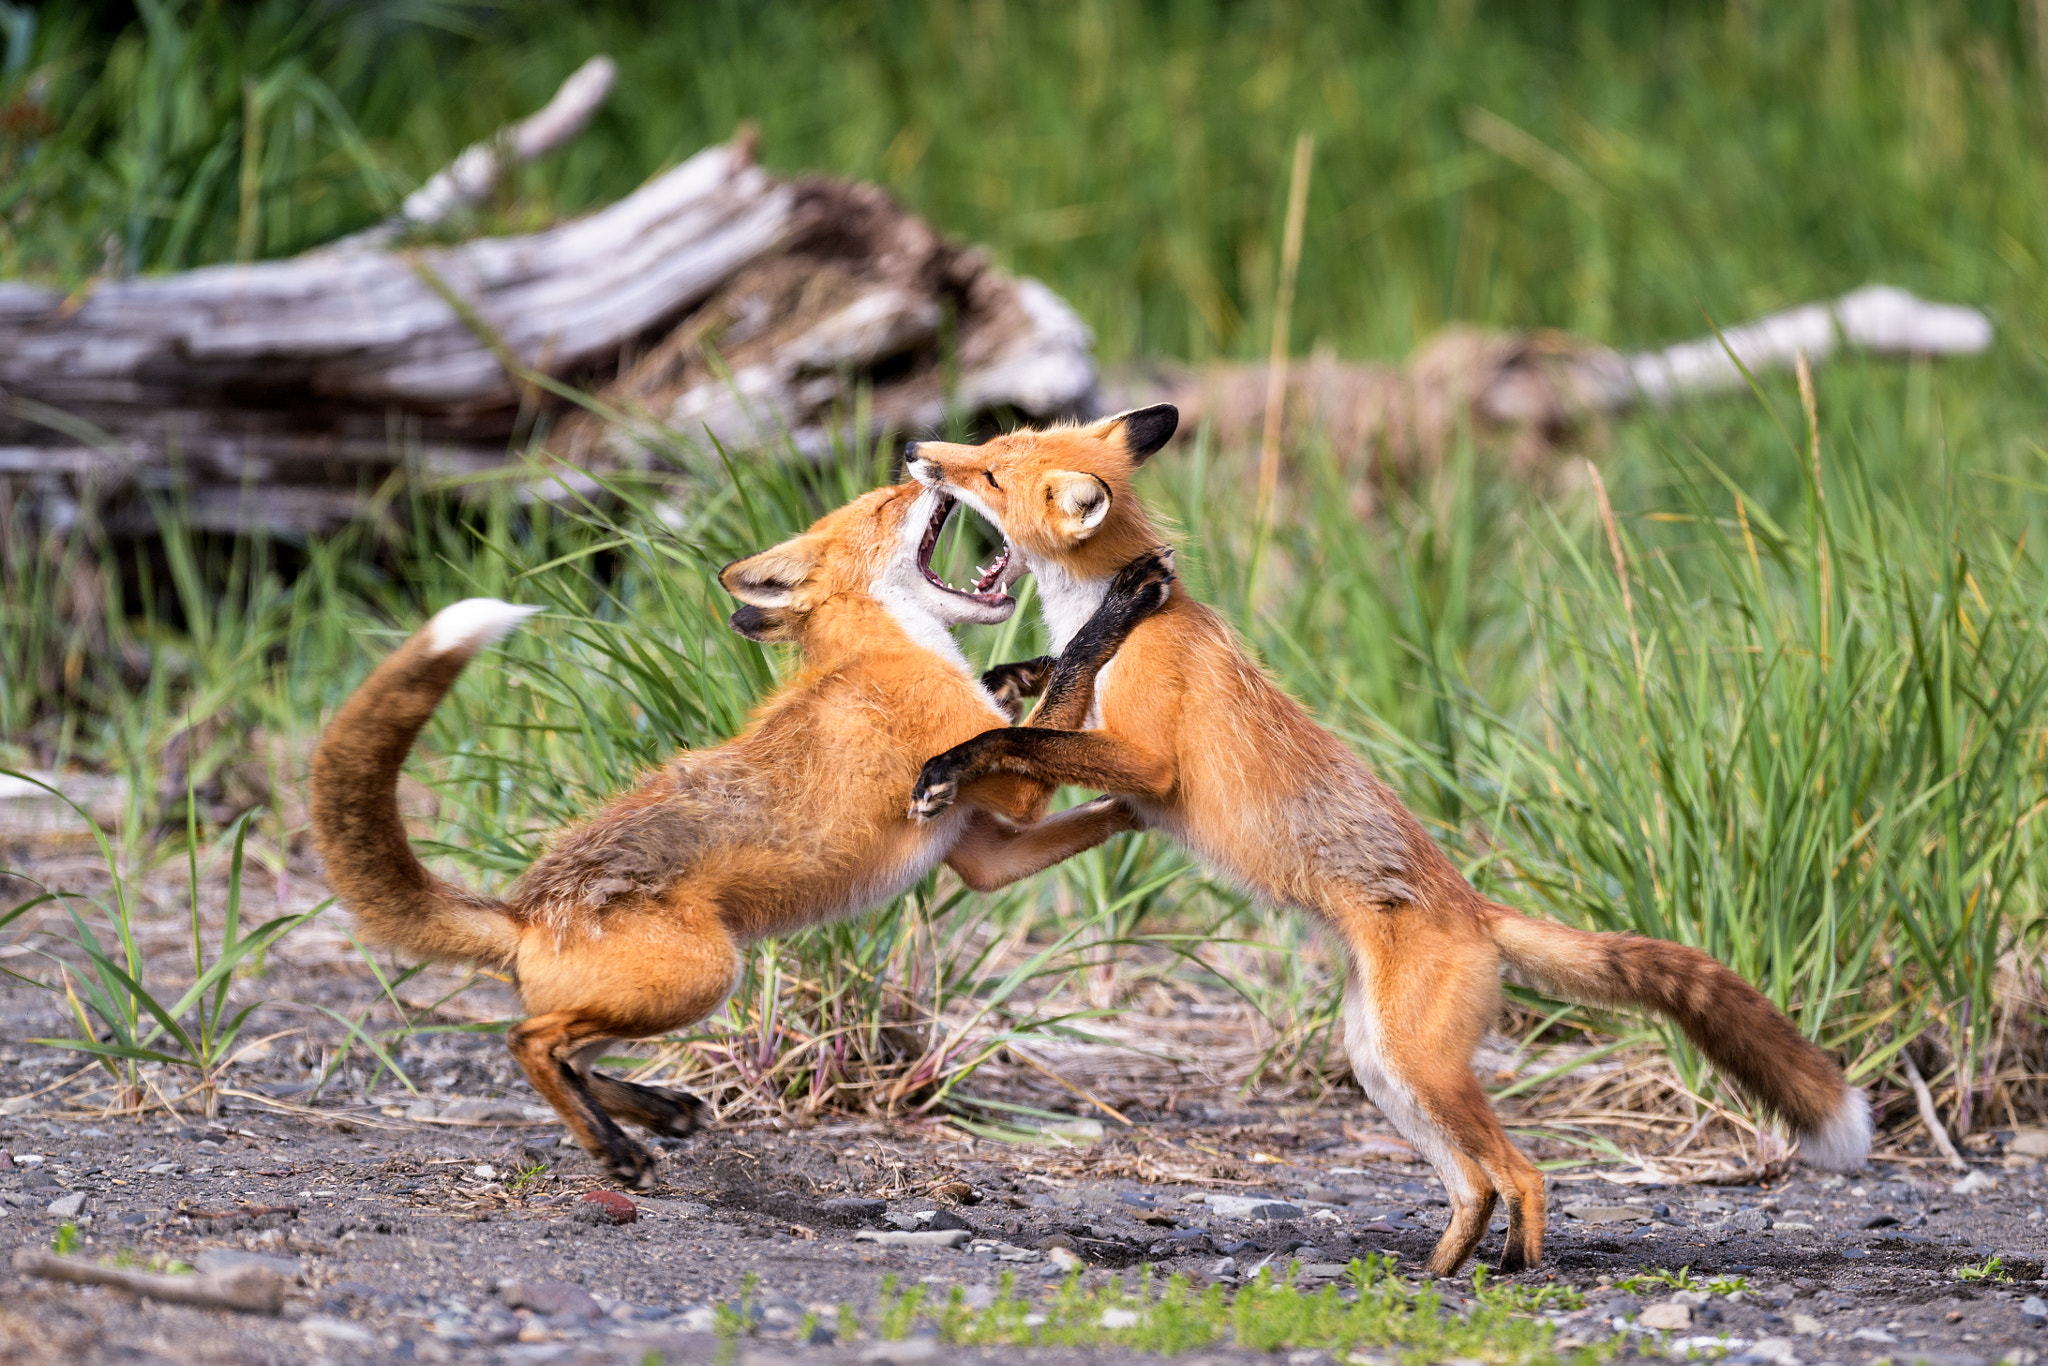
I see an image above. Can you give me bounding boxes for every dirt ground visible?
[2,851,2045,1365]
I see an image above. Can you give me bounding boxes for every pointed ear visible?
[720,534,823,609]
[1044,471,1113,543]
[1101,404,1178,464]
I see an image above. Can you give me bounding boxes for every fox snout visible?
[903,443,941,487]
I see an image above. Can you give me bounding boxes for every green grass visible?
[858,1261,1601,1363]
[4,1,2048,1138]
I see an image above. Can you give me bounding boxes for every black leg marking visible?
[588,1073,713,1137]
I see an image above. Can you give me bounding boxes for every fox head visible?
[719,480,1025,653]
[901,405,1177,586]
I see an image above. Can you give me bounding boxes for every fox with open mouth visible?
[903,405,1872,1275]
[309,479,1175,1186]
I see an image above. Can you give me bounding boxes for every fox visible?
[899,406,1872,1276]
[309,478,1176,1187]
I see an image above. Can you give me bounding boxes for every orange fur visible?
[907,409,1870,1275]
[310,482,1145,1186]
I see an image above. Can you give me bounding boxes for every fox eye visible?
[983,470,1000,491]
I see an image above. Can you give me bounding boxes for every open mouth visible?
[917,494,1015,606]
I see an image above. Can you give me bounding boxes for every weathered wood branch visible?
[1105,285,1993,494]
[0,62,1097,537]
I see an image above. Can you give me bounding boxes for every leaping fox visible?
[310,479,1175,1186]
[902,406,1870,1275]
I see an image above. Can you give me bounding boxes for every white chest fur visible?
[1031,557,1111,654]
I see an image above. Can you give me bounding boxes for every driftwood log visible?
[0,53,1996,539]
[1102,284,1994,497]
[0,63,1094,538]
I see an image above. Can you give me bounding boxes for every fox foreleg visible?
[979,656,1053,722]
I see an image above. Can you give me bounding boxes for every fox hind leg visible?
[508,1013,662,1189]
[1341,962,1546,1275]
[571,1040,713,1137]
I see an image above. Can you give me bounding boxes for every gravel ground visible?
[1,1070,2044,1366]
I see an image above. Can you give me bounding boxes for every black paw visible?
[641,1086,712,1137]
[603,1139,660,1190]
[1107,544,1176,616]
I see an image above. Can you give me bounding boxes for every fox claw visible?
[908,778,959,821]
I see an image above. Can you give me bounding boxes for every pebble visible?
[500,1280,600,1321]
[1951,1170,1998,1195]
[197,1250,300,1280]
[1203,1195,1303,1220]
[1046,1246,1083,1272]
[1791,1314,1825,1335]
[1639,1302,1694,1331]
[2009,1129,2048,1159]
[573,1191,636,1225]
[301,1315,375,1346]
[1563,1204,1649,1224]
[820,1197,887,1223]
[2020,1296,2048,1326]
[858,1341,939,1364]
[44,1191,86,1218]
[853,1229,971,1248]
[1206,1256,1238,1279]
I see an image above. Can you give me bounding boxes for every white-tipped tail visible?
[1796,1085,1873,1171]
[424,599,541,656]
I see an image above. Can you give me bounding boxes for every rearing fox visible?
[903,406,1870,1275]
[310,479,1174,1186]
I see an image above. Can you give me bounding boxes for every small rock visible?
[1591,1293,1643,1319]
[301,1315,376,1346]
[44,1191,86,1218]
[1563,1204,1650,1224]
[144,1162,179,1176]
[853,1229,972,1248]
[0,1151,13,1171]
[1117,1191,1157,1209]
[820,1197,888,1224]
[1204,1195,1303,1220]
[1749,1336,1797,1364]
[1841,1248,1871,1259]
[1860,1214,1900,1229]
[927,1208,971,1232]
[471,1164,498,1181]
[0,1096,35,1116]
[2019,1296,2047,1326]
[500,1279,601,1321]
[574,1191,636,1225]
[1952,1170,1998,1195]
[1790,1313,1825,1335]
[1046,1246,1083,1272]
[859,1341,939,1364]
[404,1101,439,1121]
[1639,1302,1694,1331]
[1099,1308,1140,1328]
[1728,1208,1771,1234]
[2009,1130,2048,1159]
[960,1284,996,1310]
[1206,1256,1239,1279]
[1035,1234,1075,1252]
[1850,1327,1897,1343]
[196,1250,301,1280]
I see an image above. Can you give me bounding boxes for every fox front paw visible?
[1109,544,1177,616]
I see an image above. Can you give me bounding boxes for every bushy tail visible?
[1485,904,1871,1170]
[309,600,539,969]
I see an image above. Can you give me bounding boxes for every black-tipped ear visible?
[1115,405,1178,464]
[728,604,797,643]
